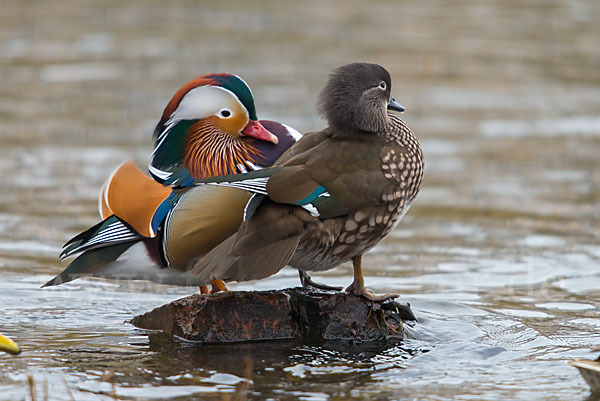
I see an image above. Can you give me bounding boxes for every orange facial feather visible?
[183,118,263,178]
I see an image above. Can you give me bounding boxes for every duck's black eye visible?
[220,109,232,118]
[379,81,387,90]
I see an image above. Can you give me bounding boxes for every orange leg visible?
[210,280,229,294]
[199,285,210,294]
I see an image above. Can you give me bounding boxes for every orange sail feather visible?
[99,160,171,237]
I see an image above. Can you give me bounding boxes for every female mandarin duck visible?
[191,63,424,301]
[44,74,301,290]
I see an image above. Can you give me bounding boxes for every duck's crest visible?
[154,74,257,140]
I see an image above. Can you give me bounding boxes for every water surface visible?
[1,0,599,400]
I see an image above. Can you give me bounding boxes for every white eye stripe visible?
[166,86,247,126]
[220,109,232,118]
[379,81,387,90]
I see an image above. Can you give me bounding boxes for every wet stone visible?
[131,288,416,344]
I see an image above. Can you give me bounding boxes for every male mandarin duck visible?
[191,63,424,301]
[44,74,301,291]
[0,333,20,355]
[147,73,290,187]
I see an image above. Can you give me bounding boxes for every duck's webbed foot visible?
[345,254,399,302]
[344,280,399,302]
[299,271,343,291]
[199,280,229,295]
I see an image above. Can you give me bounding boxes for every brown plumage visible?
[192,63,424,301]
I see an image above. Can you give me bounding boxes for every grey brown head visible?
[317,62,405,133]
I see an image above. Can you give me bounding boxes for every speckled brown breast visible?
[290,114,424,272]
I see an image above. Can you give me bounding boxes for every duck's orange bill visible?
[242,120,278,144]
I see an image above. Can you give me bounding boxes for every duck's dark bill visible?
[387,97,405,112]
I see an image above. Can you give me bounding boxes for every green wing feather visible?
[150,120,196,185]
[310,195,349,219]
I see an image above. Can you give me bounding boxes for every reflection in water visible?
[1,0,600,400]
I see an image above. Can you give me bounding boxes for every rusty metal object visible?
[131,288,416,344]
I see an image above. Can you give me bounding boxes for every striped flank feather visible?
[207,177,269,195]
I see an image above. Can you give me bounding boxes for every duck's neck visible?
[183,119,261,178]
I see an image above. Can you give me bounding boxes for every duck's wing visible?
[192,133,375,283]
[191,159,350,220]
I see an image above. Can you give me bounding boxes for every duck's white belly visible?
[93,242,204,286]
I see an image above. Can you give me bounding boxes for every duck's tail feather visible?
[44,241,137,287]
[60,215,141,261]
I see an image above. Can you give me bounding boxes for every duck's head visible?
[0,333,20,355]
[317,63,405,133]
[154,73,278,145]
[150,74,286,182]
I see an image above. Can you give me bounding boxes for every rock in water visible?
[131,288,416,344]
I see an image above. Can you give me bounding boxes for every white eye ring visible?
[379,81,387,90]
[219,109,232,118]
